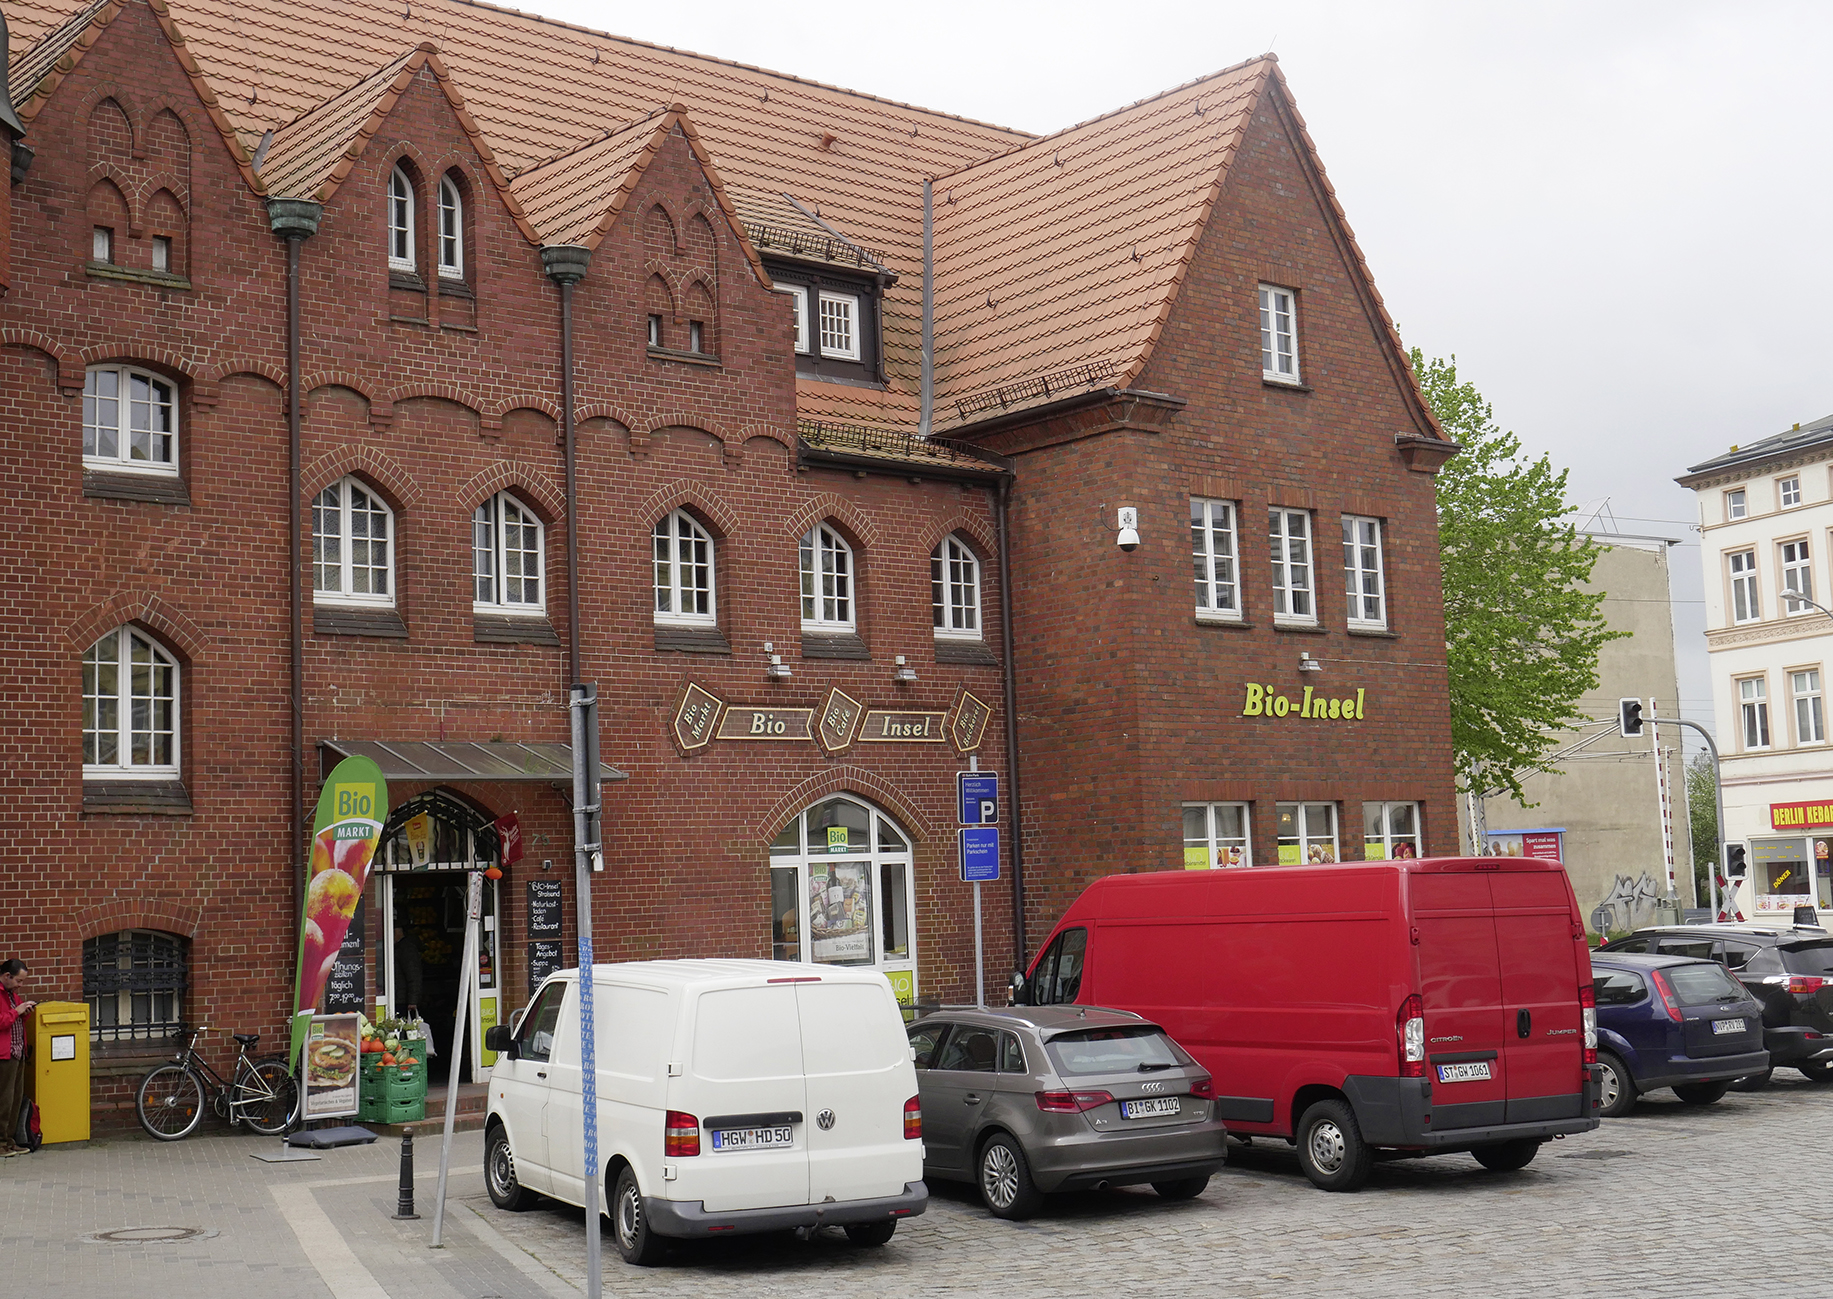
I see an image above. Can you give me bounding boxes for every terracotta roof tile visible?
[7,0,110,111]
[507,113,665,248]
[257,46,417,199]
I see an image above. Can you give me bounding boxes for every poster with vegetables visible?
[302,1013,362,1120]
[294,757,388,1028]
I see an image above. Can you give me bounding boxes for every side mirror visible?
[508,1007,525,1035]
[484,1025,519,1059]
[1007,971,1026,1006]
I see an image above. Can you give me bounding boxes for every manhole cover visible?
[81,1226,219,1245]
[1556,1149,1633,1161]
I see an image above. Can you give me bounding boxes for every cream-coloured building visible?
[1678,420,1833,919]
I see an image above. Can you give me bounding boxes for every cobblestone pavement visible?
[5,1073,1829,1298]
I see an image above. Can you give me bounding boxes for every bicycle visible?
[135,1026,300,1141]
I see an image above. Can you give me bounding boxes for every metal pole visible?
[1649,700,1677,901]
[973,882,984,1009]
[1647,717,1726,919]
[430,871,480,1247]
[570,684,603,1299]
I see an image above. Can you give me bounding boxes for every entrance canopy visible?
[319,739,627,784]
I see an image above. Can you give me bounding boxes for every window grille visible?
[84,930,187,1044]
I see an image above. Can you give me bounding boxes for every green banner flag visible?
[294,757,388,1025]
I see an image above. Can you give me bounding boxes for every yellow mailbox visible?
[31,1001,90,1144]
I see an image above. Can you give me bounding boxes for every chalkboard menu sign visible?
[527,940,563,994]
[527,879,563,939]
[324,899,366,1014]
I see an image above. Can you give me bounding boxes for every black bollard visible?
[393,1126,420,1220]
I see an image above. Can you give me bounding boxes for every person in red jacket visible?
[0,959,36,1156]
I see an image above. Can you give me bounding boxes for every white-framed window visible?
[647,314,663,347]
[931,536,981,638]
[83,626,179,776]
[1342,515,1387,628]
[817,291,860,360]
[1728,549,1761,624]
[1792,668,1825,745]
[1259,284,1299,383]
[799,523,854,630]
[653,509,715,625]
[436,176,463,279]
[83,365,177,474]
[93,226,114,263]
[388,165,415,271]
[776,284,810,354]
[1780,538,1813,615]
[1779,476,1802,509]
[1363,801,1421,860]
[688,320,706,354]
[473,492,544,613]
[1183,802,1251,868]
[1725,488,1748,520]
[1190,498,1240,619]
[1739,676,1771,750]
[312,478,394,604]
[1276,801,1338,864]
[769,795,915,987]
[1269,508,1315,622]
[151,236,171,273]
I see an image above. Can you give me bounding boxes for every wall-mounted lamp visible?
[1116,506,1140,552]
[763,640,793,679]
[1299,652,1323,673]
[893,654,918,684]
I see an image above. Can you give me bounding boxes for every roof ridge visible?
[511,109,665,182]
[264,43,420,139]
[9,0,116,114]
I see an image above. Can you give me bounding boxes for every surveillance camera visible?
[1116,527,1140,551]
[1116,506,1139,552]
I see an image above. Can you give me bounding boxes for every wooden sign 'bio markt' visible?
[1241,683,1366,721]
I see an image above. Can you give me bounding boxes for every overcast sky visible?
[537,0,1833,750]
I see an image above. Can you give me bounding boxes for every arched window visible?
[931,535,981,638]
[83,626,179,774]
[653,510,715,625]
[473,492,544,612]
[769,795,915,989]
[799,523,854,630]
[437,175,464,280]
[313,477,394,604]
[83,365,177,473]
[388,165,416,271]
[84,930,187,1043]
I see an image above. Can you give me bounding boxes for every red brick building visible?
[1,0,1456,1125]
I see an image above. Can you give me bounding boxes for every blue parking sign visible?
[960,827,1000,882]
[958,772,999,825]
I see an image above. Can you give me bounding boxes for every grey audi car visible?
[907,1006,1228,1219]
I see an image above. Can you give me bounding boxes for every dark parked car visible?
[1598,923,1833,1085]
[907,1006,1228,1219]
[1589,953,1768,1116]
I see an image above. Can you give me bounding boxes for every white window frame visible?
[151,235,171,273]
[1725,488,1748,520]
[1362,801,1422,860]
[1779,476,1802,509]
[1728,549,1761,624]
[1739,676,1771,751]
[436,176,463,280]
[1780,538,1813,615]
[473,492,545,614]
[1270,508,1316,624]
[1259,283,1299,383]
[83,626,180,778]
[931,536,981,639]
[653,509,716,626]
[1182,802,1251,868]
[388,165,416,272]
[800,524,855,631]
[92,226,114,263]
[313,477,395,606]
[1191,498,1241,620]
[817,290,860,361]
[768,795,916,982]
[1792,668,1825,745]
[1275,801,1338,864]
[1342,515,1387,629]
[776,284,810,354]
[83,365,178,475]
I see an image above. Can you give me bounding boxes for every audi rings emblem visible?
[1140,1081,1164,1093]
[816,1108,837,1131]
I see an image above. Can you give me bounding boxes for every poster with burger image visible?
[291,756,388,1065]
[303,1014,363,1120]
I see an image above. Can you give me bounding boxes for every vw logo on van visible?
[816,1108,837,1131]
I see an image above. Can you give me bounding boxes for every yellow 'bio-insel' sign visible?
[1242,684,1366,720]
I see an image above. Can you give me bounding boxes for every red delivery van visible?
[1013,857,1601,1191]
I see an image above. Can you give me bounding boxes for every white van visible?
[482,959,927,1265]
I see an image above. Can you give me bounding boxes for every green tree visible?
[1686,749,1718,903]
[1412,350,1622,804]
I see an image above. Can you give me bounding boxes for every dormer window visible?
[764,261,881,383]
[388,166,416,272]
[777,285,810,353]
[818,291,859,360]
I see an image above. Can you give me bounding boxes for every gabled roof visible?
[731,189,886,274]
[1678,414,1833,484]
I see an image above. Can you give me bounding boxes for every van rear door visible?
[797,979,914,1204]
[1489,868,1587,1123]
[1409,870,1508,1129]
[686,984,809,1212]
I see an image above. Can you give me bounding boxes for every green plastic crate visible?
[384,1067,427,1102]
[383,1094,425,1125]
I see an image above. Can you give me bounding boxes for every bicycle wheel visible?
[237,1060,300,1136]
[137,1065,206,1141]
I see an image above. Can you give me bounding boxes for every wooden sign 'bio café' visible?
[670,680,994,756]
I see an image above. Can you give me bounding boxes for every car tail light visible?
[1649,970,1684,1023]
[1579,982,1597,1064]
[904,1095,922,1140]
[665,1110,700,1158]
[1788,975,1826,995]
[1035,1089,1115,1113]
[1398,994,1426,1078]
[1189,1075,1215,1100]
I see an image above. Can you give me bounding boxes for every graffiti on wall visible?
[1590,872,1663,935]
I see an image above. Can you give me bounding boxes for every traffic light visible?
[1618,698,1644,737]
[1723,843,1747,878]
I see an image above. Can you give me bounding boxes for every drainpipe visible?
[918,181,934,438]
[542,245,591,685]
[267,197,323,932]
[996,476,1026,965]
